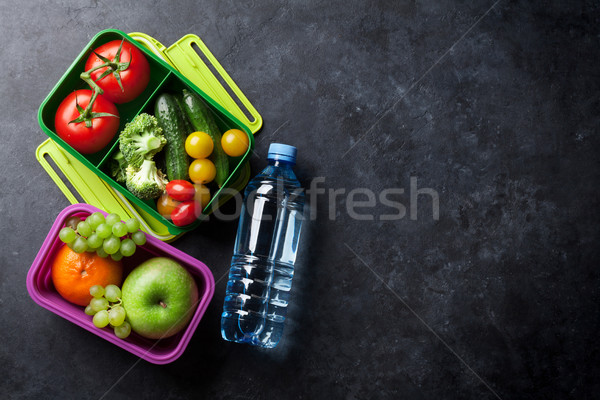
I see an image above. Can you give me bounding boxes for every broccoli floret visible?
[125,159,168,200]
[119,113,167,168]
[109,151,127,183]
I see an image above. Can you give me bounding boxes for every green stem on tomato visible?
[68,39,129,127]
[77,71,104,127]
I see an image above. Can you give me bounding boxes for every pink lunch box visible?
[26,203,215,364]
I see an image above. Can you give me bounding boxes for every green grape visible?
[65,216,81,230]
[84,214,95,228]
[96,223,112,239]
[125,218,140,233]
[89,285,105,298]
[87,212,106,230]
[59,227,77,243]
[84,305,96,316]
[120,238,136,257]
[86,216,100,230]
[93,310,110,328]
[87,233,103,249]
[90,297,109,312]
[76,221,93,238]
[86,246,98,253]
[104,284,122,302]
[71,236,88,253]
[96,247,108,258]
[92,212,106,223]
[105,213,121,227]
[112,222,127,238]
[110,251,123,261]
[114,321,131,339]
[131,231,147,246]
[103,235,121,255]
[108,306,126,326]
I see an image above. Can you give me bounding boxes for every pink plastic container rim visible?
[26,203,215,364]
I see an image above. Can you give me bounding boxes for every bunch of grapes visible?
[59,212,147,261]
[85,284,131,339]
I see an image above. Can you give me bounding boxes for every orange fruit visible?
[51,245,123,306]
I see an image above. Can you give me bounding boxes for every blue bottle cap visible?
[267,143,297,164]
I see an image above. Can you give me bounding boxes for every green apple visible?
[121,257,198,339]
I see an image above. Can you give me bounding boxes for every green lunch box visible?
[37,29,262,240]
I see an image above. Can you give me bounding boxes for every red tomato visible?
[171,201,200,227]
[166,180,196,202]
[54,90,119,154]
[85,40,150,104]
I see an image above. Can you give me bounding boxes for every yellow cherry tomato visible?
[185,131,214,159]
[221,129,249,157]
[156,193,180,220]
[193,184,211,210]
[189,158,216,184]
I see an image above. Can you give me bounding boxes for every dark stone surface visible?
[1,0,599,399]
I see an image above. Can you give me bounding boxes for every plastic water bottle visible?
[221,143,305,348]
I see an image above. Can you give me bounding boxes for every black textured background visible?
[1,1,599,399]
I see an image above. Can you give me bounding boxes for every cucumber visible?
[181,89,229,187]
[174,94,195,137]
[154,93,190,181]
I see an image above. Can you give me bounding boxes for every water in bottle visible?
[221,143,305,348]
